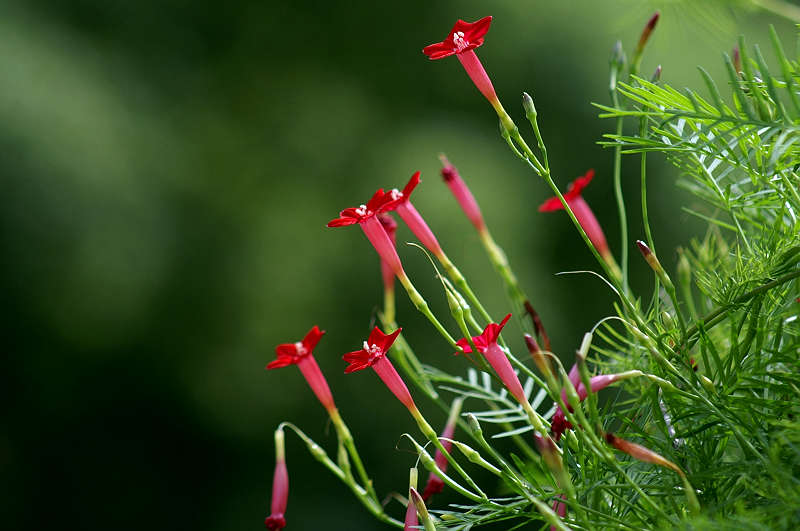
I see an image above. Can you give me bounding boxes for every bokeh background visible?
[2,1,796,529]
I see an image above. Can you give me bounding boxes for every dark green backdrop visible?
[1,1,794,529]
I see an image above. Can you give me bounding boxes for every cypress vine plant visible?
[264,9,800,530]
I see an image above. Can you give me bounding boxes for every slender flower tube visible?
[267,326,336,414]
[551,367,640,441]
[343,326,416,411]
[456,315,525,403]
[421,397,464,502]
[378,213,398,322]
[265,428,288,530]
[539,169,621,278]
[423,16,515,132]
[456,315,548,435]
[384,172,444,258]
[328,189,406,281]
[440,155,486,234]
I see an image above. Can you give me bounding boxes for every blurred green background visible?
[1,0,796,529]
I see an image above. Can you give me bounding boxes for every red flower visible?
[382,172,445,259]
[422,16,492,60]
[327,189,394,227]
[328,190,407,281]
[539,169,612,259]
[377,213,398,294]
[423,16,500,107]
[267,326,336,413]
[344,326,416,411]
[384,171,421,206]
[456,314,528,406]
[455,313,511,356]
[538,169,595,212]
[267,326,325,369]
[343,327,402,373]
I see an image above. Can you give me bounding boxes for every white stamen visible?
[453,30,468,52]
[390,189,402,200]
[355,204,368,217]
[294,341,307,356]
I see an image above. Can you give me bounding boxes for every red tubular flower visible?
[423,16,500,108]
[328,189,408,282]
[377,213,398,293]
[440,156,486,234]
[343,327,417,412]
[383,171,445,259]
[265,430,288,530]
[539,169,612,259]
[267,326,336,414]
[456,314,527,405]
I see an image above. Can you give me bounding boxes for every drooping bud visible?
[265,428,289,530]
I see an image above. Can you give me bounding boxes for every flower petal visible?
[568,169,594,197]
[459,16,492,44]
[402,171,421,199]
[266,355,295,370]
[302,325,325,351]
[538,195,566,212]
[422,41,455,60]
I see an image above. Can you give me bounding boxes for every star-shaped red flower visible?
[267,326,325,369]
[423,16,492,60]
[343,327,402,373]
[538,169,595,212]
[327,189,396,227]
[455,313,511,355]
[382,171,421,210]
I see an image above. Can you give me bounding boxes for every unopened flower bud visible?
[409,488,437,531]
[636,240,674,291]
[610,40,626,70]
[522,92,537,119]
[651,64,662,83]
[466,413,482,436]
[636,12,660,55]
[732,46,742,75]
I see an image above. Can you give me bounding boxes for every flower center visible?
[362,341,384,362]
[354,204,369,217]
[389,189,402,201]
[452,30,468,52]
[294,341,308,356]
